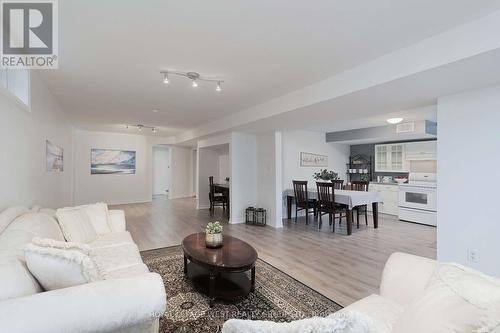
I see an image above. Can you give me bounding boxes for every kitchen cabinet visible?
[368,183,399,215]
[405,141,437,160]
[375,143,408,172]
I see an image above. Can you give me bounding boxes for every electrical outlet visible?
[467,249,478,264]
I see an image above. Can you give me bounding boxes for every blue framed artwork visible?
[91,149,136,174]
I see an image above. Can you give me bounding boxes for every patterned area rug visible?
[141,246,342,333]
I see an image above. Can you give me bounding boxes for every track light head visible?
[216,81,221,92]
[163,73,169,84]
[192,80,198,88]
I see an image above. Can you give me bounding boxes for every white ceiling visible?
[38,0,500,136]
[234,47,500,134]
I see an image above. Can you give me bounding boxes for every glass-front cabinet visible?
[375,143,407,172]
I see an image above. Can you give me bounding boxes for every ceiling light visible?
[160,70,223,92]
[152,109,158,113]
[137,125,143,132]
[387,118,403,124]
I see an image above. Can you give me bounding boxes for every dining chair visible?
[292,180,316,225]
[351,181,369,228]
[331,179,344,190]
[209,176,227,214]
[316,182,348,232]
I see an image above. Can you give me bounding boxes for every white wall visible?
[437,85,500,276]
[0,73,74,209]
[230,132,257,223]
[192,149,197,195]
[218,153,230,183]
[197,147,220,208]
[153,146,170,195]
[169,146,194,199]
[256,132,283,228]
[73,130,152,205]
[282,130,350,189]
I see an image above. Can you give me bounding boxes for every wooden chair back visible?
[209,176,216,198]
[331,179,344,190]
[350,181,369,192]
[292,180,309,206]
[316,182,335,208]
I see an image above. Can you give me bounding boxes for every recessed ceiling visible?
[38,0,500,136]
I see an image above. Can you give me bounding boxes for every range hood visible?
[325,120,437,144]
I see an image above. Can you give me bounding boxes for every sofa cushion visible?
[393,263,500,333]
[88,231,135,249]
[56,207,98,243]
[25,243,101,290]
[90,242,144,275]
[339,294,403,333]
[0,206,29,235]
[0,254,42,301]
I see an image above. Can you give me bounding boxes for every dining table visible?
[283,188,383,235]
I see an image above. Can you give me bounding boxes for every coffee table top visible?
[182,233,258,271]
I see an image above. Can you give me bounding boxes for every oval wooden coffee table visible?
[182,233,258,307]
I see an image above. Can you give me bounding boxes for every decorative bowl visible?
[395,178,408,184]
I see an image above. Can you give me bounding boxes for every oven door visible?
[398,185,437,212]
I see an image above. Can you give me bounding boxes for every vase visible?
[205,232,223,248]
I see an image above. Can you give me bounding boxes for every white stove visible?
[398,173,437,226]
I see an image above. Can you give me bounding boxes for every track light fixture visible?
[126,124,157,133]
[160,70,224,91]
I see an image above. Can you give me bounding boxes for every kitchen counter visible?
[369,181,399,186]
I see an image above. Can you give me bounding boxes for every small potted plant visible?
[313,169,339,181]
[205,221,223,248]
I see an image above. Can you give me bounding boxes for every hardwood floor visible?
[112,195,436,306]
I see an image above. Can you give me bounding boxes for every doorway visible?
[153,146,170,197]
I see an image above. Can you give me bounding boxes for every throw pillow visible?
[222,311,375,333]
[31,237,91,255]
[392,263,500,333]
[56,207,98,243]
[83,202,112,235]
[24,243,101,291]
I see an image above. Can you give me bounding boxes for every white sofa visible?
[0,206,166,333]
[223,252,500,333]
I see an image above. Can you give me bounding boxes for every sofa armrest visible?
[0,273,166,333]
[379,252,437,306]
[108,209,126,232]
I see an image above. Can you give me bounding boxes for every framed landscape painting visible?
[91,149,136,174]
[300,152,328,167]
[46,140,63,172]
